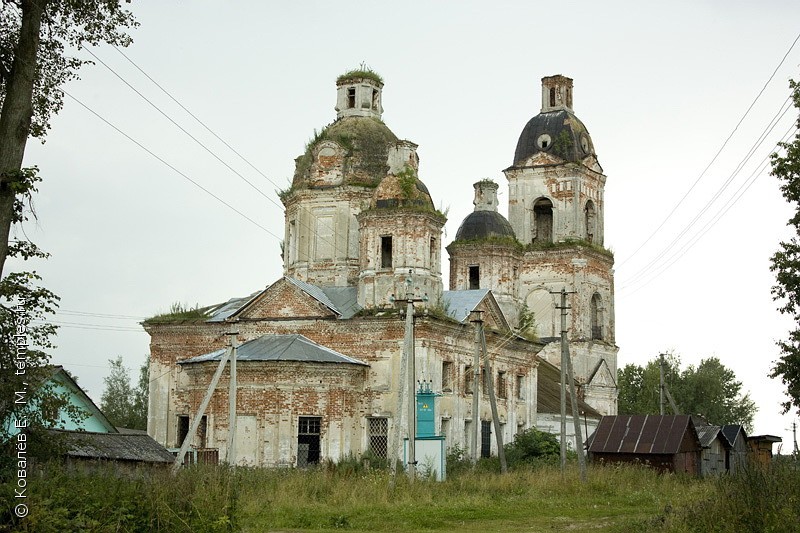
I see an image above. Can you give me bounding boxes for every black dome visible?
[455,211,516,241]
[513,110,595,166]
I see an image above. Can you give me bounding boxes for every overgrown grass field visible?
[2,458,798,532]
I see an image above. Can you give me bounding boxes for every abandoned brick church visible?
[145,71,618,467]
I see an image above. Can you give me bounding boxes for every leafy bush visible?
[503,427,560,467]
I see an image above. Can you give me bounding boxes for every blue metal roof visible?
[442,289,490,323]
[180,334,368,366]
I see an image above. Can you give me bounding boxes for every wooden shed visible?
[720,425,748,473]
[696,424,726,476]
[587,415,701,475]
[748,435,782,467]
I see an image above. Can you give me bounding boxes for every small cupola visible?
[473,179,500,212]
[541,74,573,113]
[335,68,384,119]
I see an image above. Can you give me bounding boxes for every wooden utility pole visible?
[659,353,680,415]
[470,311,482,463]
[225,321,239,464]
[476,314,507,473]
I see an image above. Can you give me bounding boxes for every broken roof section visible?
[180,334,368,366]
[587,415,699,455]
[537,359,601,418]
[46,429,175,464]
[206,277,361,322]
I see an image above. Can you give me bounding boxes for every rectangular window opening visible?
[469,265,480,290]
[381,236,393,269]
[497,371,507,399]
[298,416,322,467]
[177,415,190,447]
[516,375,525,400]
[442,361,453,392]
[367,417,388,460]
[465,365,474,394]
[480,420,492,458]
[347,87,356,108]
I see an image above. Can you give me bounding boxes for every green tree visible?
[769,79,800,416]
[100,355,147,430]
[0,0,136,277]
[617,355,756,431]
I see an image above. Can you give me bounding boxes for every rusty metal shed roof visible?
[46,429,175,463]
[180,334,368,366]
[587,415,699,455]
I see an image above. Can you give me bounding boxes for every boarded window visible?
[516,374,525,400]
[585,200,596,243]
[442,361,453,392]
[368,417,388,459]
[469,265,480,290]
[497,371,507,399]
[481,421,492,458]
[315,214,334,260]
[298,416,322,467]
[381,236,392,269]
[591,293,603,340]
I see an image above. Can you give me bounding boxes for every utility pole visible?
[225,320,239,465]
[793,421,798,457]
[393,271,427,481]
[659,353,666,415]
[470,311,482,463]
[555,288,586,482]
[476,313,507,473]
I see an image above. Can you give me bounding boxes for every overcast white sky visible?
[12,1,800,451]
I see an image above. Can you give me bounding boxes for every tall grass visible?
[2,458,797,532]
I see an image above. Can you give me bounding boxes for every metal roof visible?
[180,334,368,366]
[720,425,747,447]
[587,415,699,455]
[206,292,261,322]
[46,429,175,463]
[320,286,360,319]
[454,210,516,241]
[536,359,602,418]
[442,289,490,323]
[695,425,723,448]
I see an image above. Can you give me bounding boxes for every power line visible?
[621,95,795,288]
[617,30,800,268]
[61,89,283,241]
[92,46,344,261]
[620,123,797,296]
[58,309,146,320]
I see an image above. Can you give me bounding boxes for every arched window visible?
[532,198,553,243]
[584,200,596,243]
[591,293,603,340]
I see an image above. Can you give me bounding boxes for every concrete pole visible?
[559,290,568,478]
[470,311,482,463]
[406,298,416,481]
[564,329,587,482]
[226,322,239,464]
[659,353,665,416]
[172,347,231,474]
[479,319,507,473]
